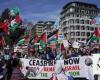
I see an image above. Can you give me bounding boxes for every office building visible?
[32,21,55,36]
[60,1,100,41]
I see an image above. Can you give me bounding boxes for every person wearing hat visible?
[68,41,80,58]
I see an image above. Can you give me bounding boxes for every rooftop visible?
[63,1,97,9]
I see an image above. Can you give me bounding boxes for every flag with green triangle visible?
[16,35,30,46]
[10,15,22,31]
[47,30,58,48]
[16,39,25,46]
[87,27,100,45]
[41,32,47,43]
[39,32,47,50]
[10,7,20,16]
[39,40,45,49]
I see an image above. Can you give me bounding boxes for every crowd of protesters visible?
[27,45,100,60]
[0,43,100,80]
[0,50,24,80]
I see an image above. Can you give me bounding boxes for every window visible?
[90,27,94,31]
[89,10,92,14]
[86,26,90,30]
[92,11,95,14]
[81,26,85,30]
[80,20,84,24]
[76,14,79,17]
[87,32,90,37]
[78,38,80,41]
[81,10,85,13]
[80,15,84,18]
[70,19,74,24]
[70,14,74,17]
[70,26,74,30]
[75,9,79,13]
[76,32,80,36]
[75,19,79,23]
[85,20,89,24]
[63,21,66,25]
[70,8,74,12]
[86,10,89,14]
[81,32,85,36]
[71,32,75,36]
[66,21,68,24]
[81,38,85,41]
[76,25,80,30]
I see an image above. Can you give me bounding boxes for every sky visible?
[0,0,100,23]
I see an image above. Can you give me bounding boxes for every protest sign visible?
[93,54,100,74]
[20,56,92,79]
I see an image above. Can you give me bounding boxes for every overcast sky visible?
[0,0,100,23]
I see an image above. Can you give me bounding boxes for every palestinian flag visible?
[32,35,39,43]
[10,7,20,16]
[39,32,47,50]
[47,30,58,40]
[10,15,22,31]
[0,20,9,34]
[39,40,45,49]
[87,27,100,45]
[15,15,22,23]
[32,34,40,49]
[41,32,47,43]
[47,38,57,48]
[47,30,58,48]
[16,35,30,46]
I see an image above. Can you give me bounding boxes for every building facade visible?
[21,20,33,34]
[32,21,55,36]
[60,1,100,41]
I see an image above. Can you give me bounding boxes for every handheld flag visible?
[10,7,20,16]
[16,35,30,46]
[41,32,47,43]
[47,30,58,48]
[34,34,40,43]
[1,20,9,34]
[87,27,100,45]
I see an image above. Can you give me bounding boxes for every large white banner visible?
[93,54,100,74]
[20,56,93,79]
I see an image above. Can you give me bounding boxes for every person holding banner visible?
[55,60,67,80]
[45,47,55,60]
[55,47,64,60]
[50,73,58,80]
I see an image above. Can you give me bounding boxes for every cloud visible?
[21,10,60,22]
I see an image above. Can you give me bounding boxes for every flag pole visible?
[44,30,47,48]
